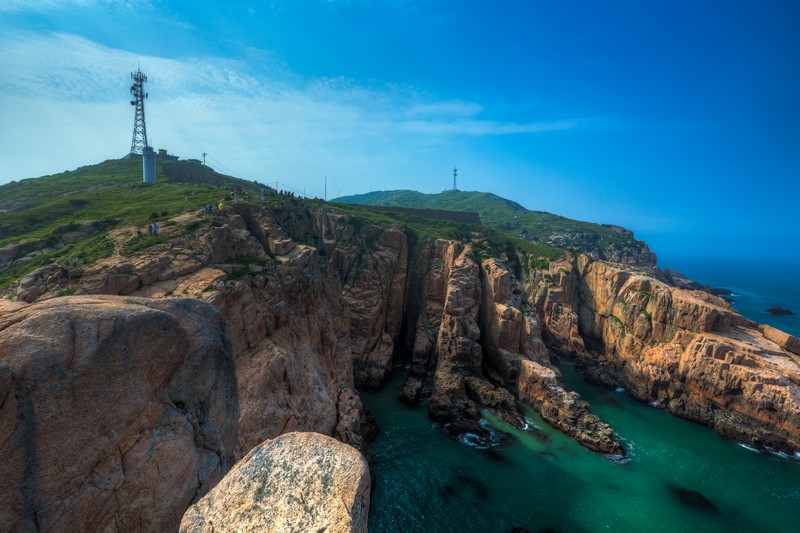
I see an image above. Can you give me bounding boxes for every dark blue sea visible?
[660,255,800,337]
[363,256,800,532]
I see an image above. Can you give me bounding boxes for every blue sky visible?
[0,1,798,265]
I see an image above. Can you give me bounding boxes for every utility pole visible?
[325,175,327,201]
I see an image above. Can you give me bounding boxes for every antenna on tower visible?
[129,67,149,154]
[452,166,458,191]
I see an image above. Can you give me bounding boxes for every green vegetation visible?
[641,308,652,321]
[0,157,260,248]
[0,157,267,289]
[334,189,651,260]
[318,200,563,276]
[0,233,114,290]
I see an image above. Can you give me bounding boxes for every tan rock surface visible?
[10,198,795,461]
[14,206,368,459]
[180,432,370,533]
[481,258,622,454]
[0,295,238,532]
[534,255,800,452]
[333,225,408,390]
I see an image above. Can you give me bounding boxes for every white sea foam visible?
[738,443,760,453]
[615,387,625,393]
[605,453,629,465]
[458,432,490,449]
[522,416,542,431]
[649,401,661,408]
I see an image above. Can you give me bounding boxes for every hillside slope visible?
[0,157,268,289]
[334,189,657,270]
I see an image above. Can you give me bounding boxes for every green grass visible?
[318,200,564,279]
[0,157,263,248]
[0,233,115,290]
[333,189,651,261]
[0,157,267,289]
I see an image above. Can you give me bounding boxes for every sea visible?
[362,256,800,532]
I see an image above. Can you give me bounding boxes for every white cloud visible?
[0,0,151,13]
[0,30,585,196]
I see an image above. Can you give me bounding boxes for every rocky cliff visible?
[4,197,799,530]
[4,200,619,457]
[532,254,800,452]
[0,296,238,532]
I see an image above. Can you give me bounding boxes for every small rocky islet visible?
[767,305,796,316]
[1,161,799,531]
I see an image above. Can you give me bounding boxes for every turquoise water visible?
[364,367,800,532]
[363,259,800,531]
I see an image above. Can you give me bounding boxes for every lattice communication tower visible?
[129,68,149,154]
[452,166,458,191]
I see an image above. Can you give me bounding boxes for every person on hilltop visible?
[153,223,159,237]
[60,262,69,283]
[148,224,153,237]
[136,226,143,239]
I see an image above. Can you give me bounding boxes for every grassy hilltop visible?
[0,157,265,289]
[333,189,654,264]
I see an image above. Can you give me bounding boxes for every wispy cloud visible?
[0,30,586,194]
[0,0,152,13]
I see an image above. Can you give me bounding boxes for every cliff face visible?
[533,254,800,452]
[6,186,799,533]
[392,240,621,453]
[0,296,238,532]
[8,199,799,461]
[7,201,618,458]
[479,258,622,454]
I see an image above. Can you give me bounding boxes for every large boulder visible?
[0,295,239,532]
[180,432,370,533]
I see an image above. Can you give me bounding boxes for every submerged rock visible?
[668,485,719,512]
[180,432,370,533]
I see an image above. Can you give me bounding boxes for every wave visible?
[738,443,760,453]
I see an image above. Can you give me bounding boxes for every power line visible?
[202,153,315,198]
[273,181,306,197]
[204,155,240,177]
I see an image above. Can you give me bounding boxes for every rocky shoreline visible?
[2,199,798,530]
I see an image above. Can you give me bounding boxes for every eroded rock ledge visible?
[533,254,800,452]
